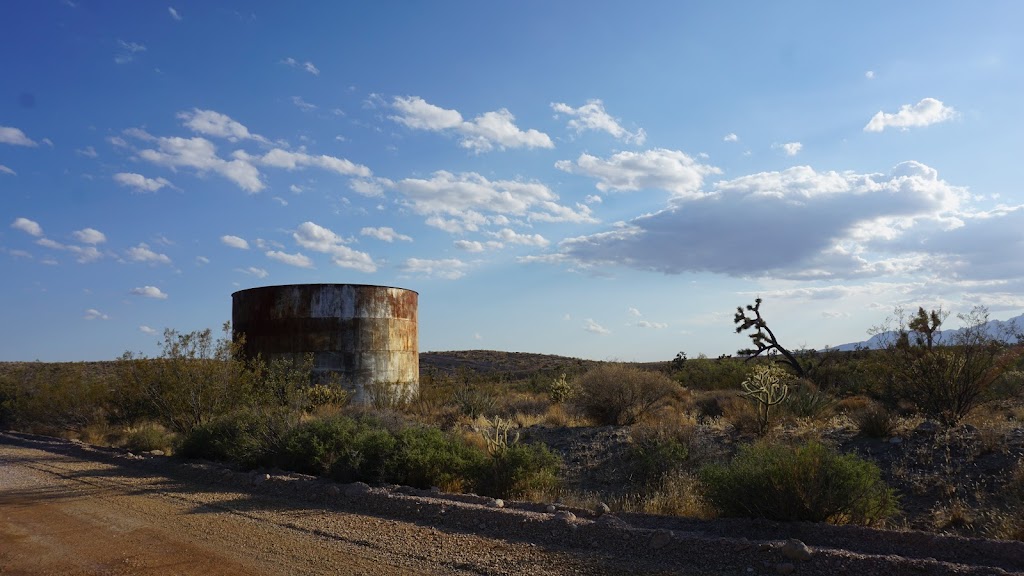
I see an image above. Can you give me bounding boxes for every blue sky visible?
[3,1,1024,362]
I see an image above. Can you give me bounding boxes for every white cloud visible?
[292,221,376,273]
[257,148,371,178]
[554,161,974,280]
[266,250,313,268]
[628,307,642,317]
[113,172,174,192]
[35,237,102,263]
[168,6,181,20]
[282,57,319,76]
[550,99,645,144]
[390,96,554,152]
[361,227,412,243]
[400,257,467,280]
[11,217,43,237]
[584,319,611,335]
[126,243,172,265]
[723,133,739,142]
[394,171,594,232]
[220,235,249,249]
[773,142,803,156]
[289,184,303,194]
[555,149,721,198]
[195,256,210,265]
[0,126,37,147]
[83,308,109,320]
[114,40,146,64]
[272,196,288,206]
[291,96,317,111]
[487,228,549,247]
[238,267,269,279]
[584,194,602,204]
[635,320,669,329]
[138,136,264,192]
[864,98,958,132]
[131,285,168,299]
[349,178,391,197]
[76,146,98,158]
[177,109,267,143]
[454,240,485,252]
[139,325,158,335]
[0,164,15,175]
[73,228,106,244]
[865,70,875,80]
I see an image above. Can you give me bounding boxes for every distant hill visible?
[830,312,1024,351]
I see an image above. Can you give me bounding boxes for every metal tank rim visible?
[231,283,419,298]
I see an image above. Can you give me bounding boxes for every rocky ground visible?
[3,430,1023,575]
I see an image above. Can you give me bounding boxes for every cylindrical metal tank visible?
[231,284,418,402]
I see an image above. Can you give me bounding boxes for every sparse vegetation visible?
[571,364,677,426]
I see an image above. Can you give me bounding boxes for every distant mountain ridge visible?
[830,312,1024,352]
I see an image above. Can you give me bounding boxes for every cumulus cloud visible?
[773,142,803,156]
[0,126,37,147]
[361,227,412,243]
[11,217,43,237]
[0,164,15,175]
[723,133,739,142]
[256,148,371,178]
[865,70,875,80]
[126,243,171,265]
[390,96,553,152]
[114,172,174,192]
[553,161,976,280]
[400,257,467,280]
[266,250,313,268]
[550,99,645,144]
[131,285,168,299]
[486,228,549,247]
[137,136,264,192]
[238,267,269,278]
[34,236,102,263]
[635,320,669,329]
[394,171,594,233]
[292,221,376,273]
[282,57,319,76]
[83,308,109,320]
[73,228,106,244]
[628,307,642,317]
[177,109,267,143]
[584,319,611,335]
[139,325,158,335]
[220,235,249,249]
[555,149,721,198]
[864,98,957,132]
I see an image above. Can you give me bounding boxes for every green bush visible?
[854,405,894,438]
[392,427,487,490]
[627,426,693,486]
[177,409,277,468]
[572,364,677,426]
[700,441,898,525]
[479,442,561,498]
[124,423,173,453]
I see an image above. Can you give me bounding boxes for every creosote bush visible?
[700,441,898,525]
[572,364,678,426]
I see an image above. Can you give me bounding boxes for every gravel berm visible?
[2,430,1021,575]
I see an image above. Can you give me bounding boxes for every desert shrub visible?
[854,404,895,438]
[572,364,677,426]
[5,363,111,433]
[626,417,704,486]
[177,409,279,468]
[740,364,793,435]
[549,373,575,403]
[452,383,498,419]
[784,380,837,420]
[700,441,898,525]
[675,355,748,390]
[479,442,561,498]
[124,423,174,453]
[392,426,488,491]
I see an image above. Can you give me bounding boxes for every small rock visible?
[595,515,628,529]
[594,502,611,517]
[649,530,673,550]
[781,539,812,562]
[554,511,576,522]
[147,449,165,456]
[889,436,903,444]
[545,504,557,513]
[776,562,795,574]
[915,420,940,434]
[487,498,504,508]
[251,473,269,485]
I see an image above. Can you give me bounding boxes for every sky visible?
[3,2,1024,362]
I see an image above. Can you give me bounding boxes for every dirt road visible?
[2,432,1023,576]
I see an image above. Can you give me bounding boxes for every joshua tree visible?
[734,298,806,378]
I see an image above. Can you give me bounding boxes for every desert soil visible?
[2,431,1022,576]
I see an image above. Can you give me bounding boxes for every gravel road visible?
[2,431,1022,576]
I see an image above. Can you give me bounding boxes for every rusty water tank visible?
[231,284,418,402]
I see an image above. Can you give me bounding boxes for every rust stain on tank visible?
[232,284,418,402]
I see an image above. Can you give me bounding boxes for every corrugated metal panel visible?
[232,284,418,402]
